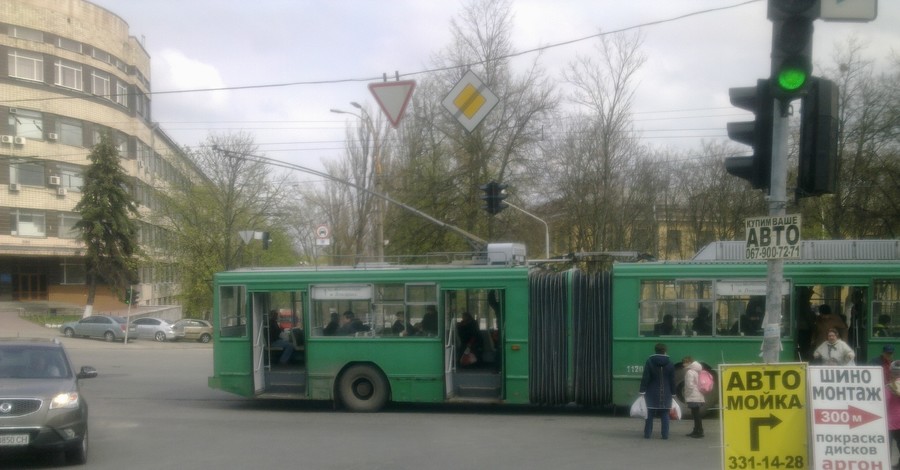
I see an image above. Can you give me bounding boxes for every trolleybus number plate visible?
[0,434,29,446]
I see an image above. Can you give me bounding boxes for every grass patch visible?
[21,313,82,327]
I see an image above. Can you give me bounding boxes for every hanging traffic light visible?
[479,181,508,215]
[797,77,839,197]
[725,79,774,190]
[768,0,819,102]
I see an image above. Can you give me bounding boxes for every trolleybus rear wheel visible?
[338,365,389,412]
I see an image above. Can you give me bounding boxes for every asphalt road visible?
[1,308,726,469]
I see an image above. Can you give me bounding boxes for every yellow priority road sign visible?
[721,363,808,469]
[441,70,499,133]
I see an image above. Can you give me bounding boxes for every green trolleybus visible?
[208,240,900,411]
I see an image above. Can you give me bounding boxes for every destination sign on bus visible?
[310,285,373,300]
[745,214,802,260]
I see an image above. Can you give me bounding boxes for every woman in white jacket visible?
[682,356,705,438]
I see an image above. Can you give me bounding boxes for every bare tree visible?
[537,30,647,253]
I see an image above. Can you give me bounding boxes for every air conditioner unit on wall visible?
[0,135,12,144]
[13,136,26,145]
[9,183,21,192]
[49,176,61,186]
[47,133,58,141]
[57,187,67,196]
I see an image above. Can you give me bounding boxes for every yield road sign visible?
[369,80,416,128]
[442,70,499,133]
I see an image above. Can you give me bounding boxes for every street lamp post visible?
[330,104,384,261]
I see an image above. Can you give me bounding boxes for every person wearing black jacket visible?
[639,343,676,439]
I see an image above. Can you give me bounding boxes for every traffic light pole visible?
[761,102,790,364]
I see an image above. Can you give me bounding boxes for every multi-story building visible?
[0,0,197,309]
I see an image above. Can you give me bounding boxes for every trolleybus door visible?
[251,294,268,394]
[445,310,457,399]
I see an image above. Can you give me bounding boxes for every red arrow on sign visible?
[369,80,416,128]
[814,405,881,429]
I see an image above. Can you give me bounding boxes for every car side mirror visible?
[77,366,98,379]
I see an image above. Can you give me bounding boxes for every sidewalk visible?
[0,303,58,339]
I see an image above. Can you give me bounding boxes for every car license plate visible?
[0,434,29,446]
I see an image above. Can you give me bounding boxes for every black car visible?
[0,337,97,465]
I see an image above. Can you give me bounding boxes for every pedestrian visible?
[639,343,676,439]
[870,345,895,382]
[813,328,855,365]
[886,360,900,468]
[682,356,705,438]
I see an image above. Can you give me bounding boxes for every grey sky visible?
[89,0,899,172]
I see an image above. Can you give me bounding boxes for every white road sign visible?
[808,366,891,469]
[820,0,877,22]
[369,80,416,128]
[744,214,802,260]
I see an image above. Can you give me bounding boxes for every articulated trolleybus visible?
[208,240,900,412]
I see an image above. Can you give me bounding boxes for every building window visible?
[58,213,80,239]
[58,166,84,192]
[9,109,43,140]
[115,82,128,107]
[10,160,45,186]
[8,50,44,82]
[57,37,82,54]
[61,260,86,285]
[10,26,43,42]
[55,60,83,91]
[91,71,110,99]
[91,48,110,63]
[57,118,83,147]
[12,211,46,237]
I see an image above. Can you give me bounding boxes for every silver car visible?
[130,317,175,342]
[59,315,135,342]
[0,337,97,464]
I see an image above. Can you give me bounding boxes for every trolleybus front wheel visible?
[338,365,389,412]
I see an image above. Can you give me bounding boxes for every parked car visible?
[0,337,97,464]
[59,315,135,342]
[172,319,213,343]
[130,317,175,342]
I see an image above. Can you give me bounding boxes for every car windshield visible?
[0,346,69,379]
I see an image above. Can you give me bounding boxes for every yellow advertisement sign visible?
[721,363,809,469]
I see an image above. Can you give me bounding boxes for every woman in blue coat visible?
[639,343,676,439]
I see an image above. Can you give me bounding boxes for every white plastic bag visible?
[669,400,682,420]
[630,395,647,419]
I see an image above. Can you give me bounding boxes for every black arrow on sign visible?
[749,414,782,451]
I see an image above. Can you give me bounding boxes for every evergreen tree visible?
[74,132,140,317]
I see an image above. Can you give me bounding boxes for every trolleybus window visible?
[309,283,439,337]
[639,280,790,337]
[218,285,246,337]
[874,280,900,337]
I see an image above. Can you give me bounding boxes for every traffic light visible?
[125,287,140,304]
[262,231,271,250]
[797,77,839,196]
[479,181,508,215]
[768,0,819,102]
[725,79,774,190]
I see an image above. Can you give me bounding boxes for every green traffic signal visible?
[776,64,808,92]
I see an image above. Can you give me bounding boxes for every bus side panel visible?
[208,338,255,397]
[504,284,531,404]
[306,339,445,403]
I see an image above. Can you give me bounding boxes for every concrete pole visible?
[761,101,789,364]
